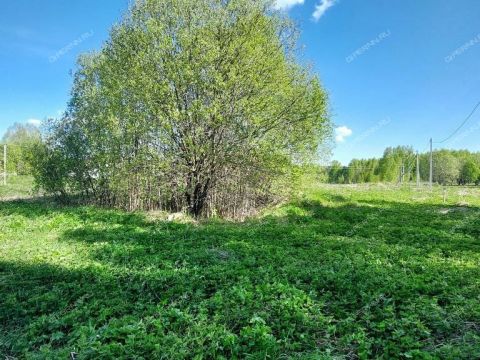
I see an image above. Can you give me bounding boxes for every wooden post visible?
[416,152,420,187]
[429,138,433,188]
[3,144,6,186]
[400,161,405,184]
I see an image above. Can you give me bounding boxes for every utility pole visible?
[3,144,6,186]
[429,138,433,188]
[398,161,403,184]
[416,152,420,187]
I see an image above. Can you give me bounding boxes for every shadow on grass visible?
[1,196,480,358]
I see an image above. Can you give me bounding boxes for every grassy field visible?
[1,182,480,359]
[0,176,34,199]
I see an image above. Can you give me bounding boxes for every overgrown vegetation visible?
[32,0,331,218]
[1,123,41,176]
[327,146,480,185]
[1,183,479,359]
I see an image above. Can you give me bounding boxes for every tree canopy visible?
[34,0,331,217]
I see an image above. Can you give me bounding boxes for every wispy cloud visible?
[335,125,353,142]
[312,0,337,22]
[27,118,42,127]
[274,0,305,10]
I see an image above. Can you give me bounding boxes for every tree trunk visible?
[185,175,210,217]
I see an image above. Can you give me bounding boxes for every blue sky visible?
[1,0,479,164]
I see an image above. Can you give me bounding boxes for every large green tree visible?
[38,0,331,216]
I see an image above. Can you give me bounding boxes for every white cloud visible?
[313,0,337,21]
[274,0,305,10]
[335,126,352,142]
[27,118,42,127]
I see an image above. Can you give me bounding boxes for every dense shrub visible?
[33,0,331,218]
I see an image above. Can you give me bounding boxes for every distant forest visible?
[326,146,480,185]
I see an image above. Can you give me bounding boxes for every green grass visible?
[0,176,34,199]
[1,184,480,359]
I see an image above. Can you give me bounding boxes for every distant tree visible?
[328,161,345,183]
[459,160,480,185]
[30,118,91,198]
[378,146,414,182]
[1,123,41,175]
[343,158,379,184]
[346,159,361,183]
[365,159,380,182]
[433,152,461,185]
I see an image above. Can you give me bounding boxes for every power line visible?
[434,100,480,144]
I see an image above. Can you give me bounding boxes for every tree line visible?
[327,146,480,185]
